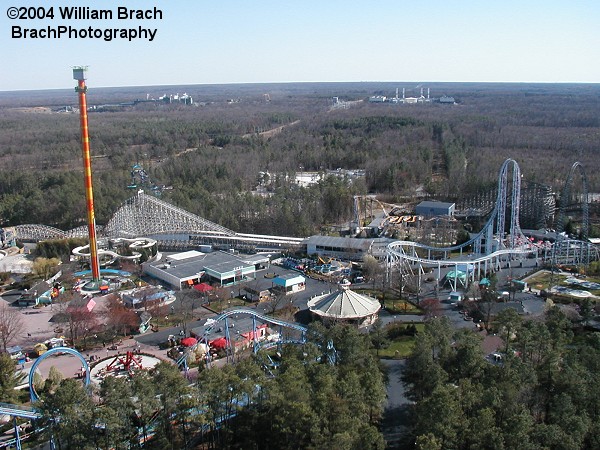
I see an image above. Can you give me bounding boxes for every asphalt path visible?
[2,258,549,352]
[3,260,550,399]
[2,259,552,450]
[136,258,550,347]
[0,289,60,348]
[380,359,412,448]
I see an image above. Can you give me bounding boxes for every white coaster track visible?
[387,159,598,292]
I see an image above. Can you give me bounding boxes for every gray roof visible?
[139,311,152,324]
[145,250,254,279]
[145,252,208,279]
[203,256,252,274]
[236,253,272,265]
[304,235,374,251]
[243,276,275,293]
[416,200,455,209]
[307,283,381,319]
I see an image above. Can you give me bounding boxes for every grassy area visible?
[526,271,600,295]
[377,337,416,359]
[353,289,422,315]
[383,299,422,315]
[525,271,557,289]
[376,322,425,359]
[207,297,250,313]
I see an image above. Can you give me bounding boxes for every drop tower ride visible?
[73,67,101,281]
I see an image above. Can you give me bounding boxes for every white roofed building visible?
[142,250,259,289]
[307,280,381,327]
[272,273,306,295]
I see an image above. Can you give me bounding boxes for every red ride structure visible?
[73,67,101,281]
[106,351,144,374]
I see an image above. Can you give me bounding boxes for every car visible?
[490,353,503,362]
[463,316,473,321]
[7,346,24,361]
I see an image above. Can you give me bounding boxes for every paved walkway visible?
[18,337,173,385]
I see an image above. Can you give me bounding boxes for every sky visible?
[1,0,599,91]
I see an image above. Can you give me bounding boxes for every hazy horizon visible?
[1,1,598,91]
[2,79,599,96]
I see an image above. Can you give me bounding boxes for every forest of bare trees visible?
[0,82,598,237]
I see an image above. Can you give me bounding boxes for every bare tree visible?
[175,290,201,336]
[477,290,497,332]
[105,296,139,337]
[420,298,443,320]
[265,290,288,315]
[65,308,99,347]
[0,304,24,352]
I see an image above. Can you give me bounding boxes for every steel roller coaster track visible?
[555,161,589,240]
[387,159,598,290]
[177,308,336,369]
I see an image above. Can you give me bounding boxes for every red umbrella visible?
[181,337,198,347]
[193,283,213,293]
[210,337,228,349]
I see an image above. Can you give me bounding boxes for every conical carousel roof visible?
[307,280,381,320]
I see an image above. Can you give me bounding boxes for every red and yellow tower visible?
[73,67,100,281]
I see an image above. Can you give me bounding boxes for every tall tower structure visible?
[73,67,101,281]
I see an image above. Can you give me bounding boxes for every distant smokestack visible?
[427,88,430,99]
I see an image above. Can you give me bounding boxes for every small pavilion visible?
[307,279,381,327]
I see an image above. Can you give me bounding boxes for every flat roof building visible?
[242,277,275,302]
[142,250,263,290]
[415,200,455,217]
[305,236,375,261]
[272,273,306,295]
